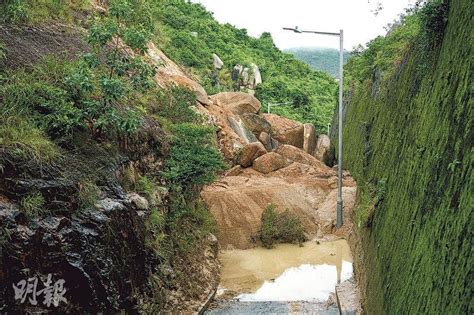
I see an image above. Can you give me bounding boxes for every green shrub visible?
[260,204,306,248]
[260,204,279,248]
[0,0,90,23]
[277,210,306,244]
[151,86,200,124]
[20,193,45,218]
[0,0,28,23]
[162,123,225,193]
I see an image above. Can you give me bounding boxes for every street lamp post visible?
[283,26,344,228]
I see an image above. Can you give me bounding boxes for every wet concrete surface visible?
[207,301,339,314]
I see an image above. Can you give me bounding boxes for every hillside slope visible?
[0,1,349,312]
[153,0,338,133]
[285,47,350,79]
[338,0,472,313]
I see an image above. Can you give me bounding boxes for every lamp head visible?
[294,26,303,33]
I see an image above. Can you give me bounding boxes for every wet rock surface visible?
[0,195,156,313]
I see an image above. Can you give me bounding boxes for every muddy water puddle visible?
[217,239,352,302]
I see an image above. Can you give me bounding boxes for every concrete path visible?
[206,301,339,314]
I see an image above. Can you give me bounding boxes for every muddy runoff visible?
[216,239,352,302]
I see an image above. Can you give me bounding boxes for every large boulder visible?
[263,114,305,148]
[169,74,210,105]
[227,115,259,144]
[241,113,272,135]
[274,125,305,149]
[211,92,261,115]
[146,43,210,105]
[252,152,289,174]
[262,113,302,135]
[303,123,318,155]
[258,132,279,151]
[314,135,331,163]
[276,144,327,171]
[237,142,267,167]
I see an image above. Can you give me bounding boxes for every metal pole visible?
[336,29,344,228]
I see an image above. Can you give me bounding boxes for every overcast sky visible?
[191,0,417,50]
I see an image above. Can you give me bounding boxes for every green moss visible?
[340,0,472,313]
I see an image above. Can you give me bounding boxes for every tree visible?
[75,0,156,137]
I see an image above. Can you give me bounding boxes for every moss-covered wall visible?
[342,0,473,313]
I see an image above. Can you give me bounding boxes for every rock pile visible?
[193,90,354,249]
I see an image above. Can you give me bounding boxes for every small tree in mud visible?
[259,204,306,248]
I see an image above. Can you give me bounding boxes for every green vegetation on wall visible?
[340,0,472,313]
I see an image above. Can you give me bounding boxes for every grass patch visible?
[260,204,306,248]
[20,192,46,218]
[167,201,217,255]
[149,200,217,262]
[0,116,60,164]
[78,180,101,209]
[135,175,159,204]
[0,0,90,24]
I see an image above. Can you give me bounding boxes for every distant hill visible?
[285,47,351,78]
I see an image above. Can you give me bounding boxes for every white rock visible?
[212,53,224,70]
[128,193,149,210]
[251,63,262,87]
